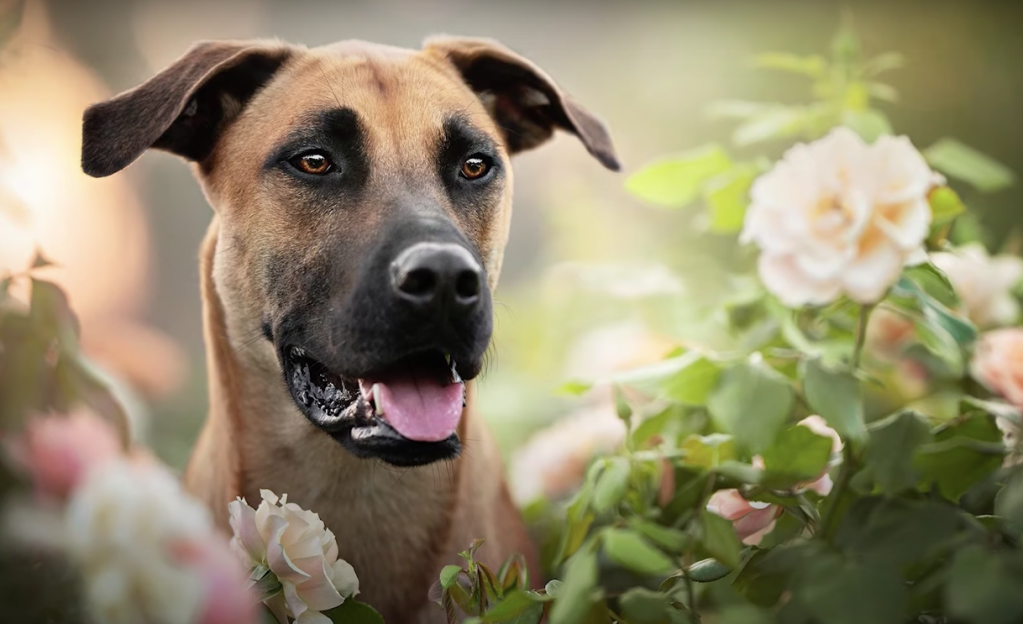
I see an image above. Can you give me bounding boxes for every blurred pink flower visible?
[22,410,121,499]
[171,538,256,624]
[706,489,781,545]
[971,328,1023,408]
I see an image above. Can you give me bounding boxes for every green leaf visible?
[686,558,731,583]
[841,109,892,142]
[549,548,599,624]
[796,554,905,624]
[924,138,1016,193]
[441,565,463,590]
[905,263,959,308]
[928,186,966,227]
[864,411,932,494]
[760,425,832,482]
[946,546,1023,624]
[603,528,677,576]
[618,588,675,624]
[732,106,805,146]
[914,413,1004,500]
[707,360,795,453]
[250,569,283,602]
[630,520,692,553]
[592,457,631,513]
[324,599,385,624]
[0,0,24,50]
[836,498,963,567]
[482,591,538,622]
[803,358,866,443]
[680,433,735,469]
[625,145,732,208]
[703,164,758,233]
[612,351,721,406]
[700,510,742,568]
[752,52,827,78]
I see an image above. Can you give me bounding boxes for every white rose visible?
[742,127,937,306]
[229,490,359,624]
[66,459,215,624]
[931,243,1023,328]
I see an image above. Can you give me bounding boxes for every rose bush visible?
[432,24,1023,624]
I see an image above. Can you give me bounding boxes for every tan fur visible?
[83,36,616,623]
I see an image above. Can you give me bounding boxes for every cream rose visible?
[931,244,1023,328]
[741,127,937,306]
[229,490,359,624]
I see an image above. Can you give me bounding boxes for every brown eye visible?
[460,155,490,180]
[290,151,333,175]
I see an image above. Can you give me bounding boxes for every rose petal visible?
[228,498,265,564]
[265,515,312,584]
[331,559,360,598]
[292,555,344,612]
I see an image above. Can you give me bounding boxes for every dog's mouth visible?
[282,346,466,466]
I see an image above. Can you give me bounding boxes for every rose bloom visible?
[932,244,1023,329]
[20,409,121,500]
[707,417,841,544]
[742,127,938,307]
[66,458,253,624]
[972,329,1023,408]
[230,489,359,624]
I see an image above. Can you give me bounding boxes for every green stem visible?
[850,304,873,370]
[819,445,855,540]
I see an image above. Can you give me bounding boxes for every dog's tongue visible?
[361,373,464,442]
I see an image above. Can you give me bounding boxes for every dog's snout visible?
[391,243,483,311]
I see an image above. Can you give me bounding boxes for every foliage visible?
[439,22,1023,624]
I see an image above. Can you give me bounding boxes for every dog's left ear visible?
[425,36,620,171]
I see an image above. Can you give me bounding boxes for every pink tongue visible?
[364,373,464,442]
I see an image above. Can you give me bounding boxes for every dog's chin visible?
[280,346,470,467]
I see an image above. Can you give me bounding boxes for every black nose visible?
[391,243,483,311]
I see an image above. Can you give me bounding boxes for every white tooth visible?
[444,353,451,366]
[373,384,383,416]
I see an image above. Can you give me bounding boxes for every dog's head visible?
[81,38,618,466]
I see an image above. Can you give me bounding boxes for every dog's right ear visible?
[82,40,292,178]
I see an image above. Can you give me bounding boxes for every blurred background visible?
[1,0,1020,493]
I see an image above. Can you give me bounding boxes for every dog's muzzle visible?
[277,241,490,467]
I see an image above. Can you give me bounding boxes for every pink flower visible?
[706,489,781,545]
[171,537,256,624]
[971,329,1023,408]
[21,410,121,500]
[706,417,843,544]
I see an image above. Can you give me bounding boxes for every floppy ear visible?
[424,36,620,171]
[81,40,292,178]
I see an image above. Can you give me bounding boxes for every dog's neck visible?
[184,218,467,618]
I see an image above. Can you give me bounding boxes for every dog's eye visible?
[460,155,491,180]
[289,151,333,175]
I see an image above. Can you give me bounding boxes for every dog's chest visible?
[241,426,459,620]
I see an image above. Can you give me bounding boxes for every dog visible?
[80,36,618,622]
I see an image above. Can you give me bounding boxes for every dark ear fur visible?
[81,40,292,178]
[425,36,620,171]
